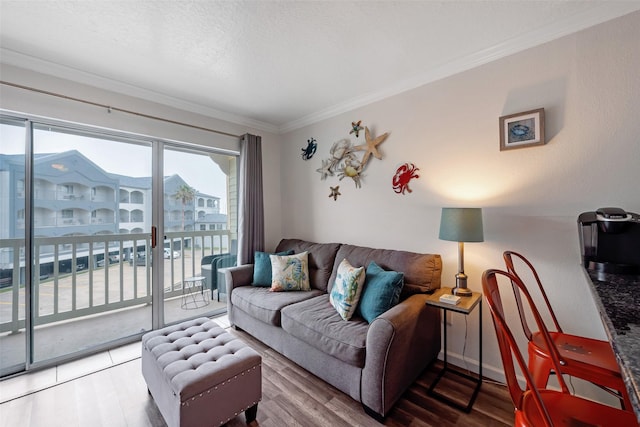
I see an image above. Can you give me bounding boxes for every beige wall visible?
[277,11,640,395]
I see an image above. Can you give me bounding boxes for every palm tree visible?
[173,184,196,231]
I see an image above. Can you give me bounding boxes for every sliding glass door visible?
[0,115,237,376]
[0,118,27,376]
[28,123,154,364]
[162,146,237,325]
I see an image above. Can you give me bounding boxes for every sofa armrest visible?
[361,294,440,418]
[225,264,254,321]
[225,264,253,289]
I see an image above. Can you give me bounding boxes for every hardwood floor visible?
[0,327,515,427]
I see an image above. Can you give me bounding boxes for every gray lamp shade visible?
[439,208,484,242]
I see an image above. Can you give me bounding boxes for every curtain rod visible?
[0,80,241,139]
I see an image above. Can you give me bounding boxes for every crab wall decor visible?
[392,162,420,195]
[329,139,356,167]
[316,138,357,178]
[301,138,317,160]
[338,158,364,188]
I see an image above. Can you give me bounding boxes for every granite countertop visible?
[584,268,640,423]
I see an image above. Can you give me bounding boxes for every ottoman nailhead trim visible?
[219,400,261,426]
[181,364,262,407]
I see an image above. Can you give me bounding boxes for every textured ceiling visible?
[1,1,639,133]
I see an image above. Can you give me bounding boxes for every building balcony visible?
[0,230,235,376]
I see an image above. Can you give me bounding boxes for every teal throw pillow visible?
[252,249,294,286]
[329,258,366,321]
[358,261,404,323]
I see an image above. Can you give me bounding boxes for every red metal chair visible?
[482,269,638,427]
[503,251,633,410]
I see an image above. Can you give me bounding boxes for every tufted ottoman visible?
[141,317,262,427]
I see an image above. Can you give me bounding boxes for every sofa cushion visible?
[231,286,323,326]
[270,251,311,291]
[252,249,294,286]
[328,244,442,296]
[329,258,366,321]
[357,261,404,323]
[275,239,341,292]
[281,295,368,367]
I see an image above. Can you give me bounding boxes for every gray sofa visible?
[225,238,443,419]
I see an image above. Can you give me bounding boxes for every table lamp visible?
[439,208,484,297]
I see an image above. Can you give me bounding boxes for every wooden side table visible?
[425,286,482,412]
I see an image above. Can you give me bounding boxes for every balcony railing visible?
[0,230,233,334]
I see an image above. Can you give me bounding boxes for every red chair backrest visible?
[503,251,563,340]
[482,269,571,427]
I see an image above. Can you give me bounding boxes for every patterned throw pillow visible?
[329,258,366,321]
[270,251,311,291]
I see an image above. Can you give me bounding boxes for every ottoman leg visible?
[245,403,258,423]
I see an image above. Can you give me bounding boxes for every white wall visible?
[0,64,284,248]
[278,11,640,394]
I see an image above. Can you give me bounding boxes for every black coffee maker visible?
[578,207,640,275]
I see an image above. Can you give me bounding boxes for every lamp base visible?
[453,273,472,297]
[452,286,473,297]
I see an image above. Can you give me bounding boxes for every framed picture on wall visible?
[499,108,545,151]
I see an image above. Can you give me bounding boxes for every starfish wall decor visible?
[353,126,389,167]
[316,159,332,180]
[329,186,341,201]
[349,120,363,137]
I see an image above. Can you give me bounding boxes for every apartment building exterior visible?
[0,150,227,280]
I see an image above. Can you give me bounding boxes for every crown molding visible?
[279,3,640,134]
[0,48,280,135]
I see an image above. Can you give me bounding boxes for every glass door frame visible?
[151,142,164,329]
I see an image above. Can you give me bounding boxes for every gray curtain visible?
[237,133,265,265]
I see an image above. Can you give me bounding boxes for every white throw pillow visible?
[270,251,311,291]
[329,258,366,320]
